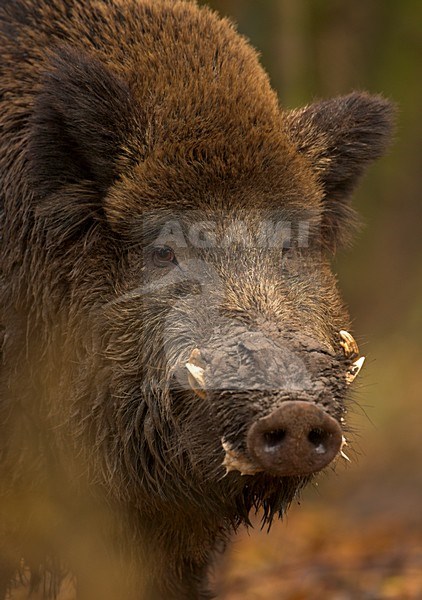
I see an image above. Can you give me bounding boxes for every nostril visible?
[308,428,331,454]
[263,429,286,452]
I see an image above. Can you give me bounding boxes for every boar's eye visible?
[152,246,177,268]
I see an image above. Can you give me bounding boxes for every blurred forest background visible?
[198,0,422,598]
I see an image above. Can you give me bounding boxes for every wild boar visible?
[0,0,394,598]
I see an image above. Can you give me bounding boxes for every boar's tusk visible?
[340,450,351,462]
[185,362,206,388]
[186,348,207,399]
[339,436,351,462]
[346,356,365,384]
[337,436,350,462]
[339,330,360,359]
[185,362,207,399]
[221,439,262,477]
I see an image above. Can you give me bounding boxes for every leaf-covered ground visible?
[218,505,422,599]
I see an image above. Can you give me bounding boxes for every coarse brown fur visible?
[0,0,394,598]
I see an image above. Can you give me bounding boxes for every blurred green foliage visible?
[200,0,422,514]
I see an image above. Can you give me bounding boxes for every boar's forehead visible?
[122,208,318,254]
[106,180,321,242]
[105,146,322,235]
[108,54,322,222]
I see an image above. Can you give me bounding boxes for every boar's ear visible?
[29,46,142,198]
[286,92,395,250]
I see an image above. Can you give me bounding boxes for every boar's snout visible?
[183,333,346,476]
[246,401,342,476]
